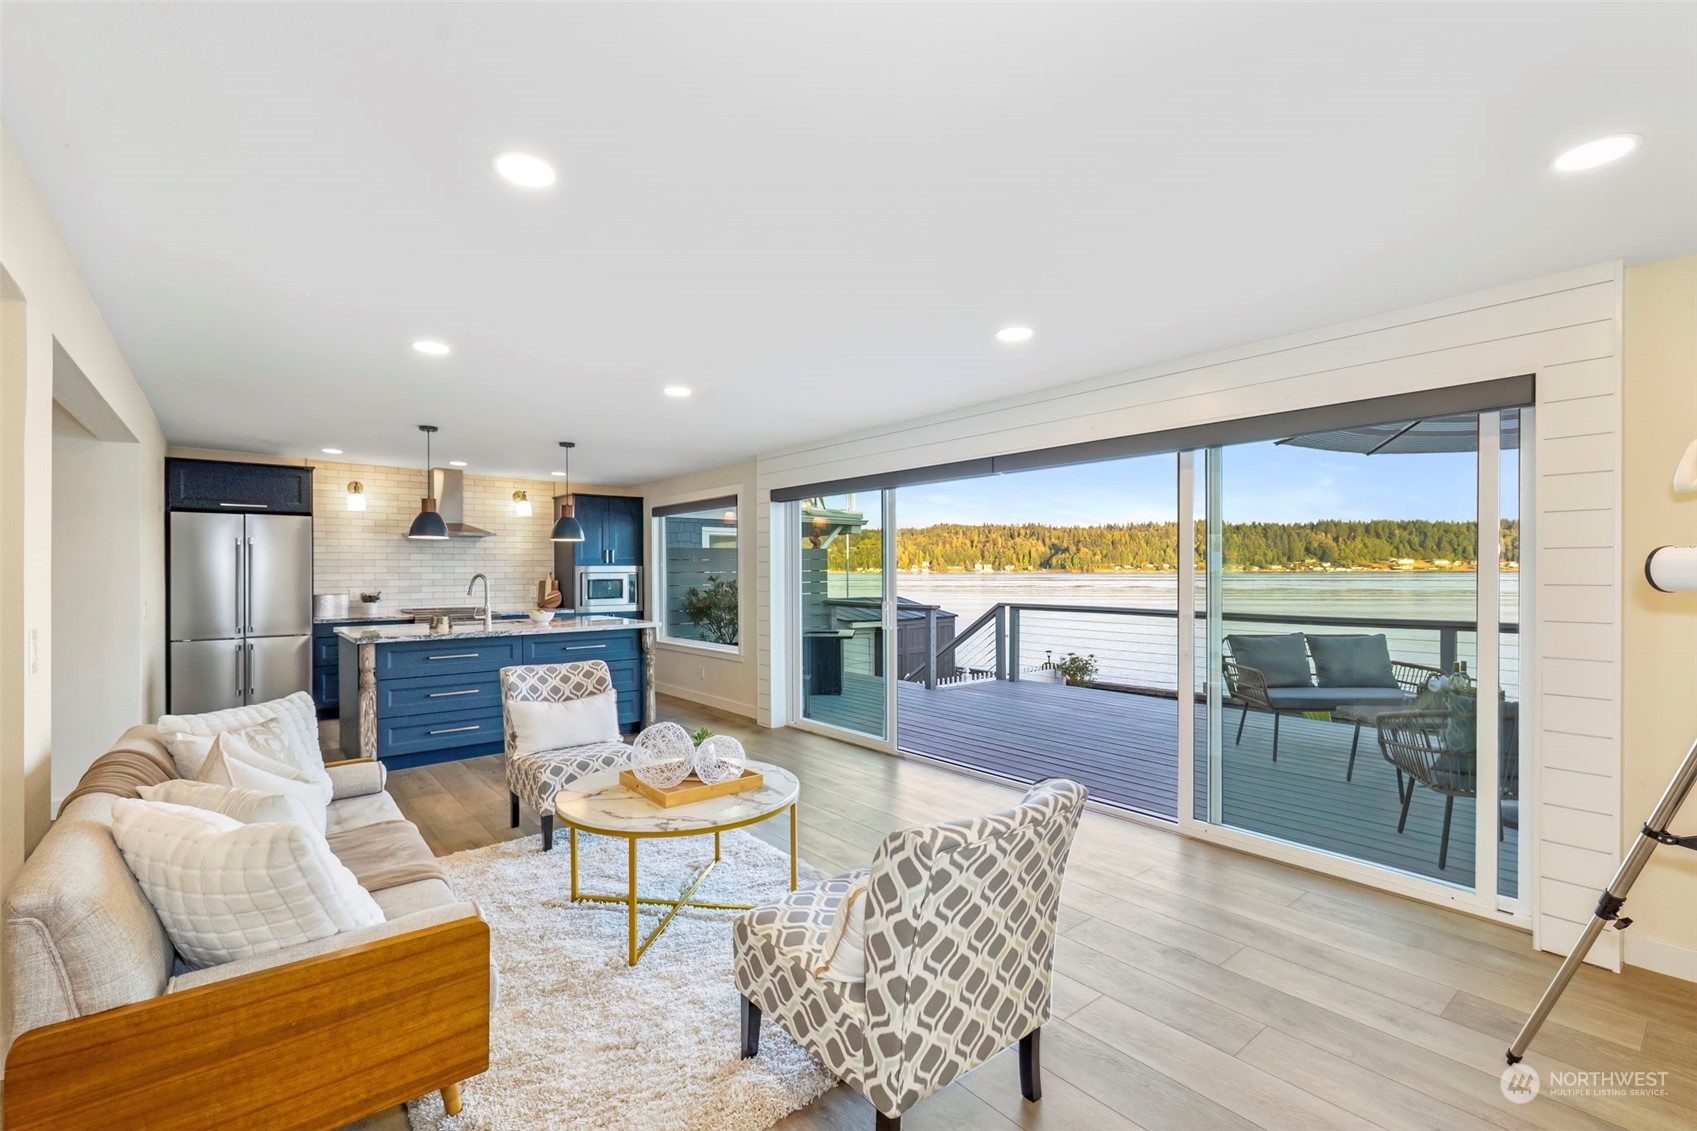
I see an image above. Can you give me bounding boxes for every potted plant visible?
[1052,651,1098,688]
[682,573,738,645]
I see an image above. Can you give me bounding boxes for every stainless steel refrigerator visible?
[168,511,312,714]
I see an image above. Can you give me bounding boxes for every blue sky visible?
[892,441,1518,527]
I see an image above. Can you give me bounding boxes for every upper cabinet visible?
[166,458,314,515]
[561,493,643,567]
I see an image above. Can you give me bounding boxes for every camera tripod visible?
[1508,734,1697,1063]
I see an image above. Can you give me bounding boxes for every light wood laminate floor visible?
[347,697,1697,1131]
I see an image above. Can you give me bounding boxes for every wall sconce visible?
[346,481,366,512]
[723,509,737,524]
[512,490,533,517]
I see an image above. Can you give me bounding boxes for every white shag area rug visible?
[406,829,837,1131]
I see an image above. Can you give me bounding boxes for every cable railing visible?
[900,601,1520,700]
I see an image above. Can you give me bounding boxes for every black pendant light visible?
[406,425,449,540]
[550,441,586,543]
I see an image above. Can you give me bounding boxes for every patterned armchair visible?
[733,778,1087,1130]
[500,661,633,851]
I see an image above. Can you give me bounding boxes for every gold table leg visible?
[627,837,638,966]
[569,826,579,901]
[789,802,799,891]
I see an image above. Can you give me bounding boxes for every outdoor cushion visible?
[1305,633,1399,689]
[1263,686,1413,711]
[1225,633,1312,687]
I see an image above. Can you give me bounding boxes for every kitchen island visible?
[336,617,657,769]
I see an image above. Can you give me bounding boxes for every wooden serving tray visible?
[619,768,764,808]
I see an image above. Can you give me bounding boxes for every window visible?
[657,498,739,647]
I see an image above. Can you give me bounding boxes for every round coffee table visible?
[552,760,801,965]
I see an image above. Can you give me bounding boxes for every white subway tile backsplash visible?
[312,460,570,612]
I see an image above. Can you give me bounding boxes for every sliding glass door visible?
[1203,412,1510,893]
[797,492,889,740]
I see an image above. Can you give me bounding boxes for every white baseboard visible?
[655,683,757,722]
[1625,933,1697,983]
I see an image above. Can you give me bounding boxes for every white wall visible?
[0,120,167,1066]
[756,261,1625,967]
[635,459,759,719]
[51,405,145,806]
[1619,253,1697,981]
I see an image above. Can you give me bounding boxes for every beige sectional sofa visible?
[2,724,491,1130]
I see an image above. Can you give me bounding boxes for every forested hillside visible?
[823,520,1519,572]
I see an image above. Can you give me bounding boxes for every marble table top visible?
[553,761,800,835]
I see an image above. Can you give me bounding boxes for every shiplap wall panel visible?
[754,261,1623,963]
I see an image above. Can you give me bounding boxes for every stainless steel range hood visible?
[430,467,494,538]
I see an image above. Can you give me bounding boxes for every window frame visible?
[652,492,744,656]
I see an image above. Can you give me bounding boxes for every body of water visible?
[834,571,1522,697]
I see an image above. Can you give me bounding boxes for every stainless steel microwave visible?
[576,566,640,613]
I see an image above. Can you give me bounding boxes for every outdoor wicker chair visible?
[1375,708,1519,871]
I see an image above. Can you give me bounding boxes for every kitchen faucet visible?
[467,573,491,630]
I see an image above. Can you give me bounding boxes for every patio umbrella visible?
[1277,411,1520,455]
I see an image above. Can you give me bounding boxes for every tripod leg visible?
[1508,735,1697,1063]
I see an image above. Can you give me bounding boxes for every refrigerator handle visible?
[246,536,255,634]
[234,538,244,636]
[247,642,255,699]
[236,642,244,700]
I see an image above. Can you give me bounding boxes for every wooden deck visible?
[805,673,1518,897]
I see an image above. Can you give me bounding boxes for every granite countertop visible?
[312,613,418,625]
[334,617,657,643]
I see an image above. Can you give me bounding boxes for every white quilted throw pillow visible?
[159,691,327,786]
[508,690,621,755]
[139,778,316,827]
[812,880,870,983]
[111,798,384,969]
[198,730,333,834]
[162,714,289,780]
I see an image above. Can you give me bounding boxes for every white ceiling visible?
[3,3,1694,485]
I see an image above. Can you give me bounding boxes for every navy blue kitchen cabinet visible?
[558,493,643,570]
[312,619,413,717]
[166,458,314,515]
[338,627,648,769]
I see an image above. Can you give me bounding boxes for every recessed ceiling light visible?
[412,339,451,356]
[1551,134,1641,172]
[493,151,557,188]
[551,471,567,477]
[321,448,343,455]
[663,385,692,398]
[448,460,467,467]
[996,326,1034,344]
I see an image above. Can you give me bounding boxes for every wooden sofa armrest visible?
[3,916,490,1131]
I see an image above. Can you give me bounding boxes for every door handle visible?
[426,689,480,698]
[428,724,482,736]
[235,539,244,635]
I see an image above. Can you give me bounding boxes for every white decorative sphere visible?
[632,722,694,789]
[693,734,747,785]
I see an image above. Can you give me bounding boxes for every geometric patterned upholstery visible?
[499,661,633,830]
[734,778,1087,1121]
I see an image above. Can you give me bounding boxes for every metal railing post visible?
[1009,606,1021,682]
[1440,628,1458,673]
[924,607,938,690]
[995,604,1007,681]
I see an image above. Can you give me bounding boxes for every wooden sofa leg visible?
[740,994,761,1058]
[509,791,520,829]
[441,1083,463,1116]
[874,1114,901,1131]
[1019,1027,1042,1103]
[541,812,554,852]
